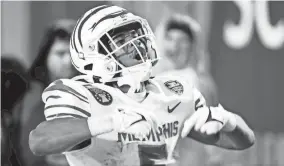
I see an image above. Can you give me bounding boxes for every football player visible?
[29,5,255,166]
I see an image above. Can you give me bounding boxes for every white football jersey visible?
[42,74,206,166]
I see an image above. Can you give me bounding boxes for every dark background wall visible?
[209,1,284,132]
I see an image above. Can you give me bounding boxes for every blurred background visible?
[2,1,284,166]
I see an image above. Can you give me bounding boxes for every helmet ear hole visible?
[105,60,117,73]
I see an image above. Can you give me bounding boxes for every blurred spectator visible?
[30,19,78,84]
[18,19,77,166]
[153,13,218,106]
[1,55,29,166]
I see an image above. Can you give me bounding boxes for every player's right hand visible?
[111,106,158,138]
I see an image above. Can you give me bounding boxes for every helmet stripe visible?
[89,10,129,32]
[72,16,83,53]
[77,5,111,48]
[70,55,79,68]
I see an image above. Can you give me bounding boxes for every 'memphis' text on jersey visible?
[118,121,179,143]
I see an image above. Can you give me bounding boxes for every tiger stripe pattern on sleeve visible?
[42,79,91,121]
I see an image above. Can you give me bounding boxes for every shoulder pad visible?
[151,74,194,97]
[43,79,88,103]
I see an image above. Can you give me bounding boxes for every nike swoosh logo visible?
[195,98,204,111]
[168,102,181,113]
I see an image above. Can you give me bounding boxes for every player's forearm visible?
[29,117,113,156]
[29,118,92,156]
[216,114,255,150]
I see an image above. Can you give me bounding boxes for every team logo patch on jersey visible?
[85,86,113,105]
[164,80,184,95]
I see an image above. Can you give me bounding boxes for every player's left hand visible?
[181,104,237,138]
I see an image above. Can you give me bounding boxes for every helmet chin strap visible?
[117,62,151,102]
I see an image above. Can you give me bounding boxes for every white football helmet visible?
[70,5,159,93]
